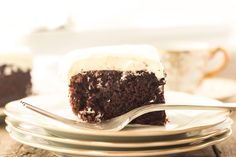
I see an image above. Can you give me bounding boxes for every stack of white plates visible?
[4,91,233,157]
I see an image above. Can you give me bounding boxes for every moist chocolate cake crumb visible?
[69,70,166,125]
[0,64,32,106]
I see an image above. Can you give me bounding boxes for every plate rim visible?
[4,91,230,137]
[4,108,229,137]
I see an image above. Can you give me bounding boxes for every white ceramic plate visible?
[5,117,232,149]
[196,78,236,100]
[6,125,232,157]
[4,91,229,138]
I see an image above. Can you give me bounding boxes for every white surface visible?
[4,91,230,137]
[6,125,232,157]
[60,45,165,81]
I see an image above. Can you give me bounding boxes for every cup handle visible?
[204,47,229,78]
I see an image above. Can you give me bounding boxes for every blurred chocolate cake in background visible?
[0,49,32,107]
[61,45,167,125]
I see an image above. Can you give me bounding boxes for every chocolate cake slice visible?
[63,45,167,125]
[0,49,32,107]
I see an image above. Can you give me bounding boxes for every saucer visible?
[196,78,236,100]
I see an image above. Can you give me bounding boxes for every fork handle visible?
[134,103,236,113]
[126,103,234,123]
[164,103,236,111]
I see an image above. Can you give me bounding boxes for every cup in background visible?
[159,43,229,93]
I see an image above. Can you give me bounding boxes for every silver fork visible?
[20,101,236,131]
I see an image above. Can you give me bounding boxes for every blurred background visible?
[1,0,236,93]
[2,1,236,155]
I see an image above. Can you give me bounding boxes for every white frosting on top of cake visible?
[0,47,32,72]
[61,45,165,81]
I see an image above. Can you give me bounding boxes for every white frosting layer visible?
[0,47,32,72]
[61,45,165,81]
